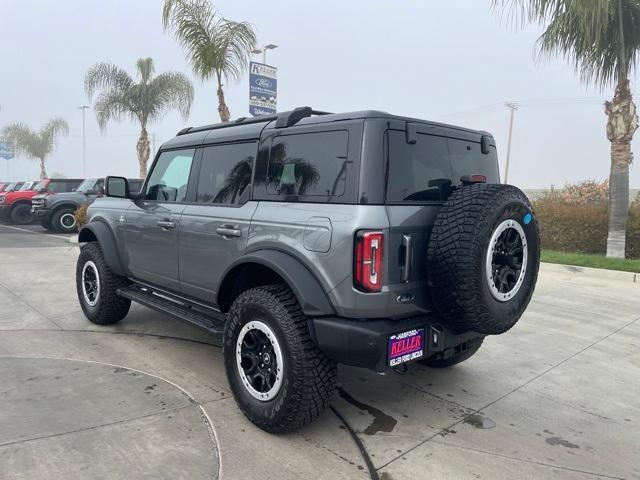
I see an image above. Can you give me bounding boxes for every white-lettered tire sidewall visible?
[224,301,294,429]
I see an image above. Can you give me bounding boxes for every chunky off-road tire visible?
[419,337,484,368]
[427,183,540,335]
[76,242,131,325]
[40,216,54,230]
[52,207,78,233]
[10,203,33,225]
[224,284,337,433]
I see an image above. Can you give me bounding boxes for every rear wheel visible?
[418,337,484,368]
[76,242,131,325]
[223,284,337,433]
[10,203,33,225]
[53,207,77,233]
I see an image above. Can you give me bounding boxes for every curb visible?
[541,261,639,285]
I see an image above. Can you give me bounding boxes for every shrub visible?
[74,204,89,229]
[533,180,640,259]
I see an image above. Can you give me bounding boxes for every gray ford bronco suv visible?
[76,107,540,432]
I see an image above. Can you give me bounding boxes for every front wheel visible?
[10,203,33,225]
[223,285,337,433]
[76,242,131,325]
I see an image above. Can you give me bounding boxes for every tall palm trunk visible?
[605,79,638,258]
[216,73,230,122]
[39,158,47,180]
[136,126,151,178]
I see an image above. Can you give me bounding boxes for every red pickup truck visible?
[0,178,82,224]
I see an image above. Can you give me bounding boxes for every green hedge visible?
[533,197,640,259]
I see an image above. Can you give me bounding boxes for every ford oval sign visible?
[256,78,272,88]
[249,61,277,116]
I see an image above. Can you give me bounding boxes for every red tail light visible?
[354,230,384,292]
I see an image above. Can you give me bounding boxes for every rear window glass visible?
[448,138,499,184]
[385,130,499,203]
[266,131,348,198]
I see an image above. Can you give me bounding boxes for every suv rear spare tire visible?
[427,183,540,335]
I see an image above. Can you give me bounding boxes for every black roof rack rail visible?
[274,106,331,128]
[176,107,332,136]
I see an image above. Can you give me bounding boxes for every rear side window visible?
[196,142,256,204]
[385,130,499,203]
[266,130,348,198]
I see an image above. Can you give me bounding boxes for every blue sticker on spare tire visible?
[523,213,533,225]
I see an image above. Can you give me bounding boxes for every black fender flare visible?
[78,222,127,276]
[51,202,80,213]
[219,250,335,317]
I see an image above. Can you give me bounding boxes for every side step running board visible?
[117,285,226,334]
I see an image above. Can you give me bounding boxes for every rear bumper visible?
[310,314,482,372]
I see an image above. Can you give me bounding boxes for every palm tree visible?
[85,57,194,177]
[162,0,257,122]
[493,0,640,258]
[2,119,68,180]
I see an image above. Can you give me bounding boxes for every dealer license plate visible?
[388,328,425,366]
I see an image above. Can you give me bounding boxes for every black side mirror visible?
[105,176,130,198]
[85,189,97,196]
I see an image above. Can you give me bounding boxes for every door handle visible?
[157,219,176,230]
[401,234,413,282]
[216,226,242,238]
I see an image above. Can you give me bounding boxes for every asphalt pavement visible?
[0,222,638,480]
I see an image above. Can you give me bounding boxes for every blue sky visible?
[1,0,638,189]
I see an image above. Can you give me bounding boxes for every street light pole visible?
[78,105,89,177]
[251,44,278,64]
[503,102,518,184]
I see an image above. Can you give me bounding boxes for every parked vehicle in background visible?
[76,107,540,432]
[0,178,81,224]
[0,182,36,220]
[33,178,143,232]
[0,182,25,195]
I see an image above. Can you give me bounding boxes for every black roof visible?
[163,106,491,149]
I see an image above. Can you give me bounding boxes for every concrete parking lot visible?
[0,222,639,480]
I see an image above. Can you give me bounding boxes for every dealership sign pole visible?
[249,61,277,117]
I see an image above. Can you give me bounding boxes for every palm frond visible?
[148,72,194,121]
[163,0,256,83]
[85,57,194,131]
[136,57,155,84]
[493,0,640,87]
[2,119,67,161]
[93,91,139,131]
[85,62,134,99]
